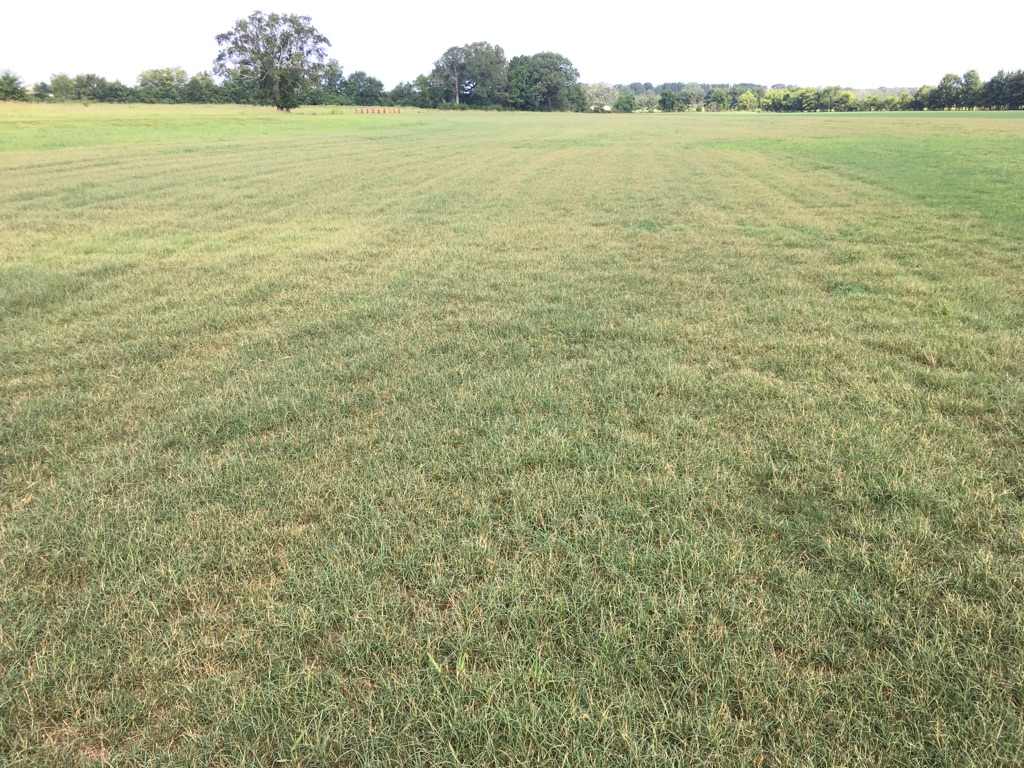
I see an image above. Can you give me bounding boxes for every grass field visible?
[1,103,1023,766]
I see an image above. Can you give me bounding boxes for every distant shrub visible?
[613,93,636,113]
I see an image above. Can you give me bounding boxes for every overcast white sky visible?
[3,0,1021,90]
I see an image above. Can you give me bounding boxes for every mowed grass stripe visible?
[1,105,1023,766]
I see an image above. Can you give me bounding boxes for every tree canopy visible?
[8,19,1023,114]
[507,53,585,111]
[137,68,188,103]
[0,70,29,101]
[429,43,508,106]
[213,11,330,111]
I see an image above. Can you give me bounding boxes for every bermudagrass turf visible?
[1,104,1023,766]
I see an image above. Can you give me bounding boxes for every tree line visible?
[0,67,390,107]
[756,71,1024,112]
[598,71,1024,113]
[4,65,1022,112]
[0,9,1020,114]
[0,44,586,112]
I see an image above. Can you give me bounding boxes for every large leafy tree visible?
[461,42,507,106]
[303,59,345,105]
[659,90,679,112]
[680,82,705,109]
[0,70,29,101]
[137,68,188,103]
[737,89,759,111]
[32,81,52,101]
[706,87,729,111]
[344,71,385,105]
[933,73,963,110]
[613,92,636,112]
[184,72,220,104]
[507,53,585,111]
[214,11,330,110]
[431,46,467,104]
[73,74,119,102]
[317,59,348,104]
[430,42,507,106]
[960,69,983,109]
[49,74,76,101]
[408,74,444,108]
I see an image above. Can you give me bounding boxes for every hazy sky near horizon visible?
[3,0,1021,90]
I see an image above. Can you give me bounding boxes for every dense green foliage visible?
[428,43,508,106]
[213,11,331,111]
[6,38,1022,113]
[4,4,1019,112]
[756,71,1024,112]
[613,92,637,112]
[0,70,29,101]
[506,52,586,111]
[596,73,1024,113]
[1,104,1023,766]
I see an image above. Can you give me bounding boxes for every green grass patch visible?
[1,104,1023,766]
[826,281,877,296]
[632,220,661,231]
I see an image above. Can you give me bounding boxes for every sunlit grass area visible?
[2,104,1023,766]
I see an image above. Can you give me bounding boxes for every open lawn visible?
[1,104,1023,766]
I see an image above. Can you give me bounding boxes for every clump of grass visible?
[826,281,876,296]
